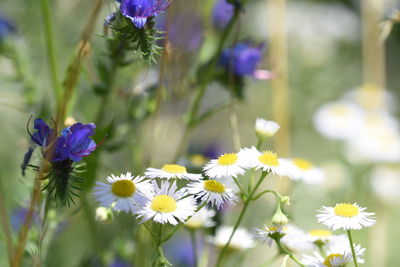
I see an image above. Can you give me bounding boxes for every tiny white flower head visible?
[188,177,238,209]
[209,226,255,250]
[95,207,112,222]
[137,181,197,225]
[203,152,247,179]
[306,229,338,246]
[255,118,280,138]
[93,172,153,214]
[302,242,365,267]
[317,203,376,231]
[289,158,326,184]
[313,101,364,141]
[185,207,216,229]
[238,147,296,178]
[145,164,202,181]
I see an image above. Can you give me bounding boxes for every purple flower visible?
[0,15,16,41]
[53,123,97,162]
[120,0,170,29]
[212,0,234,29]
[31,118,53,147]
[30,119,97,162]
[219,42,264,77]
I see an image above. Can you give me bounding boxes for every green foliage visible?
[109,12,164,63]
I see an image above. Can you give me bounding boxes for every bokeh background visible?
[1,0,400,266]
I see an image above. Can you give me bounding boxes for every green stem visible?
[172,2,243,161]
[161,202,207,243]
[275,239,304,267]
[189,230,198,267]
[40,0,62,107]
[347,230,359,267]
[215,171,268,266]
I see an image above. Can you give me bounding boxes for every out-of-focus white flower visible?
[95,207,112,222]
[287,158,325,184]
[344,84,396,112]
[313,101,364,141]
[185,207,216,229]
[255,118,280,138]
[370,165,400,202]
[209,226,255,250]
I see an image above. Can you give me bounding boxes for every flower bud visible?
[255,118,280,139]
[272,210,289,226]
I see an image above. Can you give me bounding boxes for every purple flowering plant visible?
[27,118,97,206]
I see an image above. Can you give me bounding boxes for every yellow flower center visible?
[151,195,177,213]
[258,151,279,166]
[293,158,313,170]
[309,229,332,238]
[331,104,349,116]
[334,203,359,217]
[323,253,343,267]
[204,180,225,193]
[161,164,187,174]
[111,180,136,197]
[217,153,238,166]
[191,154,207,166]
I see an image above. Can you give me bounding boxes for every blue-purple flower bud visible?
[219,42,264,77]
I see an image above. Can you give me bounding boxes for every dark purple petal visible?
[63,123,96,162]
[49,136,70,162]
[31,118,53,147]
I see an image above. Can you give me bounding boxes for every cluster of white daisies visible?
[313,84,400,163]
[92,118,376,266]
[93,118,324,226]
[252,202,375,267]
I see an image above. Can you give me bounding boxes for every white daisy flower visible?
[188,177,238,209]
[254,225,315,253]
[255,118,280,138]
[253,225,288,246]
[313,101,364,141]
[145,164,202,181]
[209,226,255,250]
[203,152,247,179]
[306,229,339,246]
[289,158,326,184]
[93,172,152,214]
[185,207,216,229]
[238,147,296,178]
[317,203,376,231]
[302,242,365,267]
[137,181,197,225]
